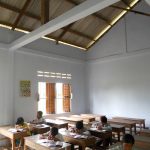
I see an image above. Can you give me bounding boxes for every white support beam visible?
[9,0,119,51]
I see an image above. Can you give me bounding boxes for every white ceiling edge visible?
[17,47,85,64]
[0,43,9,51]
[8,0,119,51]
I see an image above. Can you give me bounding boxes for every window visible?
[37,71,72,79]
[38,82,71,114]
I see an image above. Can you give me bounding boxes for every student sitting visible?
[15,117,31,148]
[31,111,45,124]
[40,127,63,141]
[96,116,112,148]
[69,121,90,150]
[15,117,31,135]
[108,133,140,150]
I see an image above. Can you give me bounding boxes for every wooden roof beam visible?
[41,0,49,24]
[11,0,32,30]
[9,0,120,51]
[0,1,40,20]
[111,5,150,17]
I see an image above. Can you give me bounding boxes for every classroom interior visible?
[0,0,150,149]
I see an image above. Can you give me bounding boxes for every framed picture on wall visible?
[20,80,31,97]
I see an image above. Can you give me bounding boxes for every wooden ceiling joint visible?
[11,0,32,30]
[41,0,49,24]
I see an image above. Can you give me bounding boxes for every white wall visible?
[0,49,14,125]
[14,50,86,122]
[86,1,150,126]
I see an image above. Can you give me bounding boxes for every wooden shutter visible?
[46,83,55,114]
[63,84,71,112]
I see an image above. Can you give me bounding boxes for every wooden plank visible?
[12,0,32,30]
[41,0,49,24]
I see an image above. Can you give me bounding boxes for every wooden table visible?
[57,117,83,125]
[45,119,68,129]
[140,129,150,137]
[134,135,150,150]
[60,131,96,149]
[112,116,145,130]
[88,128,112,144]
[0,125,28,150]
[108,119,136,134]
[70,115,95,123]
[24,134,71,150]
[110,124,125,141]
[31,124,50,134]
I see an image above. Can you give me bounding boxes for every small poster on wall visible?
[20,80,31,97]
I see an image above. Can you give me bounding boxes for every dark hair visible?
[16,117,24,125]
[100,116,107,124]
[123,134,135,145]
[76,121,83,130]
[50,127,58,136]
[37,111,43,117]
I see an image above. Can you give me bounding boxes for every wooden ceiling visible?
[0,0,149,51]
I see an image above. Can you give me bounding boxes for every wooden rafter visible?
[12,0,32,30]
[0,1,40,20]
[65,0,111,25]
[41,0,49,24]
[111,5,150,17]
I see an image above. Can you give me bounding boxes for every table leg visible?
[134,125,136,134]
[143,121,145,129]
[24,144,27,150]
[12,139,16,150]
[118,131,120,141]
[129,127,132,135]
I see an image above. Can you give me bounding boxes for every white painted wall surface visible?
[14,51,86,122]
[86,1,150,126]
[0,49,14,125]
